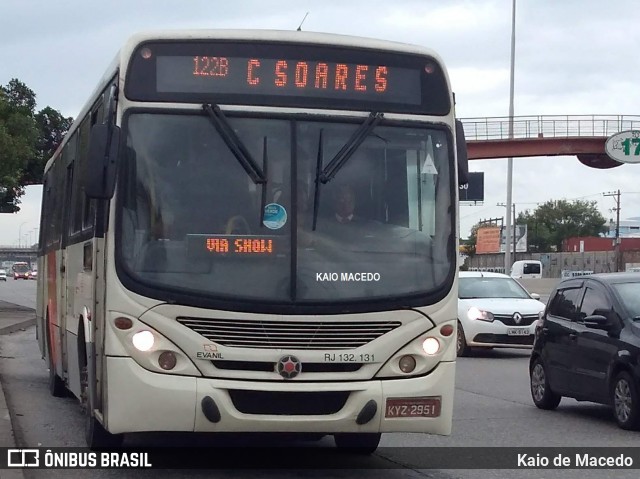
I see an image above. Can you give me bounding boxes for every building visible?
[603,217,640,238]
[563,236,640,252]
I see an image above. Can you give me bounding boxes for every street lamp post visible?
[18,221,28,247]
[505,0,517,273]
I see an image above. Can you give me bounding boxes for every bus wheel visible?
[46,322,67,397]
[80,363,124,448]
[334,433,381,454]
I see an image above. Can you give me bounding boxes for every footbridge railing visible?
[460,115,640,141]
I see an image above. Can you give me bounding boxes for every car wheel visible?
[456,321,470,357]
[530,357,561,409]
[334,433,381,454]
[612,371,640,430]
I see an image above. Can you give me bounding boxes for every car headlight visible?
[467,307,494,322]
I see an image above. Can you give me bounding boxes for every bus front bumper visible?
[105,356,455,436]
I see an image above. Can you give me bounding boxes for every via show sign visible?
[605,130,640,164]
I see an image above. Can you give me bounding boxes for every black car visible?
[530,272,640,430]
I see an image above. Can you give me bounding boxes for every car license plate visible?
[507,328,530,336]
[385,397,441,418]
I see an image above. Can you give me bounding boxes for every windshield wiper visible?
[310,112,383,230]
[202,104,267,184]
[311,129,324,231]
[319,112,383,184]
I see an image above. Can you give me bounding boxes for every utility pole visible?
[604,190,621,272]
[505,0,517,275]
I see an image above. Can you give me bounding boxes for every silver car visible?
[457,272,545,356]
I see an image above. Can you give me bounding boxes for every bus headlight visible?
[375,319,456,378]
[107,314,200,376]
[132,331,155,352]
[422,337,440,355]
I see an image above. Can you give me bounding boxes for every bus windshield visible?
[117,112,454,307]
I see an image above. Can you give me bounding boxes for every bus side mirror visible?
[455,120,469,186]
[84,123,121,199]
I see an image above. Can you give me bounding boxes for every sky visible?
[1,0,640,246]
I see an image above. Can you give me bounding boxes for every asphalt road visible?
[0,277,36,309]
[0,281,638,479]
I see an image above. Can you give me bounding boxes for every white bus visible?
[36,30,468,451]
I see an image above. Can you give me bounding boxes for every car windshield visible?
[13,264,29,273]
[459,277,531,299]
[117,112,454,308]
[612,282,640,318]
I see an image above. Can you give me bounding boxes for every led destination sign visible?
[157,56,418,104]
[125,41,451,114]
[188,235,279,256]
[207,236,273,255]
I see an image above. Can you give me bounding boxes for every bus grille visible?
[176,317,402,349]
[228,390,350,415]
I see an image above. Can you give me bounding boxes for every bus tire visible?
[80,349,123,448]
[334,433,381,454]
[85,408,123,449]
[46,319,67,398]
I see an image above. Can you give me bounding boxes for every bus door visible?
[59,162,76,379]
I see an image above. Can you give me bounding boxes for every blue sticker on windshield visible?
[263,203,287,230]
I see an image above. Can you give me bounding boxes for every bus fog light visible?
[158,351,177,370]
[422,337,440,355]
[398,355,416,373]
[132,331,155,352]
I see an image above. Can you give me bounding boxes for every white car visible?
[457,271,545,356]
[0,269,6,281]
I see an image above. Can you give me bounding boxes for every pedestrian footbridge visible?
[460,115,640,168]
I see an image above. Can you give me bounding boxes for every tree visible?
[0,81,37,212]
[0,79,73,212]
[25,107,74,185]
[518,199,607,252]
[460,222,481,256]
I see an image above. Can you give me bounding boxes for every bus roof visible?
[121,29,443,57]
[45,29,448,175]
